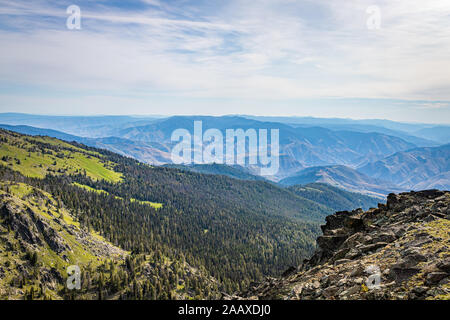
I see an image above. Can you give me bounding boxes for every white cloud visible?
[415,102,450,109]
[0,0,449,116]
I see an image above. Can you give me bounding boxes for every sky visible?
[0,0,450,123]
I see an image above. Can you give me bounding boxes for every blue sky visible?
[0,0,449,123]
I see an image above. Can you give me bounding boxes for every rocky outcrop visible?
[239,190,450,300]
[0,186,129,300]
[0,198,70,254]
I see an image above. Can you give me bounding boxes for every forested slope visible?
[0,129,326,295]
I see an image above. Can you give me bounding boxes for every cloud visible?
[0,0,449,119]
[415,102,450,109]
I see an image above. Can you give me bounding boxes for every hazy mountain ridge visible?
[359,144,450,190]
[414,126,450,144]
[1,114,450,198]
[287,183,381,211]
[114,116,419,178]
[290,123,438,147]
[0,124,172,166]
[279,165,403,198]
[0,116,420,180]
[0,113,161,138]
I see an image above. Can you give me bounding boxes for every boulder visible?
[436,258,450,273]
[425,272,448,285]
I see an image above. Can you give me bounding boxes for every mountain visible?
[239,190,450,300]
[162,163,266,182]
[1,116,419,180]
[243,116,439,147]
[2,127,448,301]
[0,124,82,142]
[0,113,161,138]
[0,128,335,296]
[287,183,381,211]
[0,182,219,300]
[359,144,450,190]
[85,137,172,165]
[115,116,417,177]
[413,172,450,190]
[0,124,172,165]
[279,165,403,198]
[413,126,450,144]
[298,124,438,147]
[6,117,449,203]
[243,116,433,133]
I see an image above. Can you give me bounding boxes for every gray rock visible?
[350,265,365,277]
[334,259,351,266]
[390,265,420,282]
[358,242,388,253]
[346,285,360,295]
[412,286,428,296]
[322,286,338,298]
[436,257,450,273]
[371,231,396,244]
[345,248,361,260]
[425,272,448,285]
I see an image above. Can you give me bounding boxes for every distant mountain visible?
[0,124,172,165]
[291,123,438,147]
[413,172,450,190]
[359,144,450,190]
[3,115,448,191]
[0,124,81,141]
[0,113,161,138]
[279,165,403,198]
[287,183,381,211]
[242,116,432,133]
[413,126,450,144]
[88,137,172,165]
[115,116,417,177]
[245,116,441,146]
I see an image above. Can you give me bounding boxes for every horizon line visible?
[1,112,449,126]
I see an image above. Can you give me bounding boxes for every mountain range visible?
[279,165,403,198]
[359,144,450,190]
[0,119,448,300]
[0,128,386,299]
[1,113,449,195]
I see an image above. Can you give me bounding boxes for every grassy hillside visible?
[0,130,122,182]
[72,182,163,209]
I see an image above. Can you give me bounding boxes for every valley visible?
[0,114,449,300]
[0,128,337,297]
[1,0,449,304]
